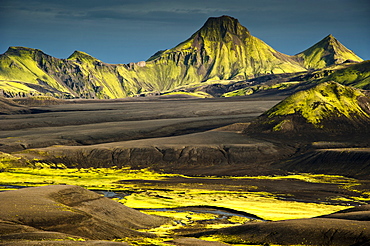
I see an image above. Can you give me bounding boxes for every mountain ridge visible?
[0,15,365,99]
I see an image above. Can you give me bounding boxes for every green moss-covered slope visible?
[145,15,306,87]
[246,82,370,137]
[318,60,370,89]
[0,47,139,99]
[295,35,363,70]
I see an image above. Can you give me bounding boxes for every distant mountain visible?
[141,15,306,89]
[294,34,363,70]
[245,82,370,138]
[0,16,365,99]
[0,47,137,98]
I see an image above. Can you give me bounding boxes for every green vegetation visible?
[222,88,254,97]
[265,82,369,126]
[319,60,370,89]
[222,82,300,97]
[0,166,357,221]
[161,91,213,98]
[0,152,23,170]
[295,34,363,69]
[2,163,368,244]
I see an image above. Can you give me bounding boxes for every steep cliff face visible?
[294,34,363,70]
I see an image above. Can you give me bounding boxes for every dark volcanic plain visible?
[1,94,370,245]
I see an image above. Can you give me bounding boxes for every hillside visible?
[0,185,167,243]
[318,60,370,89]
[0,96,30,114]
[245,81,370,138]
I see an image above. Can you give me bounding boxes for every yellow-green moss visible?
[266,82,368,125]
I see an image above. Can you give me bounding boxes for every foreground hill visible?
[0,96,30,114]
[0,16,364,99]
[319,60,370,89]
[245,81,370,138]
[0,185,167,244]
[188,205,370,245]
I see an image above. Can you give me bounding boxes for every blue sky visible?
[1,0,369,64]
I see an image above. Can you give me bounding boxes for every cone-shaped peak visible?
[68,50,100,62]
[325,34,334,39]
[316,34,342,48]
[196,15,250,40]
[295,34,363,69]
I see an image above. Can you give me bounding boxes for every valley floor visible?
[0,95,369,245]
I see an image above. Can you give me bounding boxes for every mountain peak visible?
[295,34,363,69]
[196,15,250,41]
[68,50,100,62]
[4,46,45,56]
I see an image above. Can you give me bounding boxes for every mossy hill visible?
[319,60,370,89]
[245,82,370,138]
[294,34,363,70]
[144,15,305,86]
[0,46,138,99]
[0,16,365,99]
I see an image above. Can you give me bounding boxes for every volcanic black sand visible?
[1,95,370,245]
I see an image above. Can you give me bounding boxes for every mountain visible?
[245,81,370,138]
[294,34,363,70]
[141,15,306,90]
[0,16,365,99]
[0,47,143,98]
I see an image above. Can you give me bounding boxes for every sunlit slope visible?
[295,34,363,70]
[0,47,135,99]
[0,47,72,97]
[143,15,306,89]
[246,82,370,136]
[319,60,370,89]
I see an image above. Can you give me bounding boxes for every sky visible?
[1,0,369,64]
